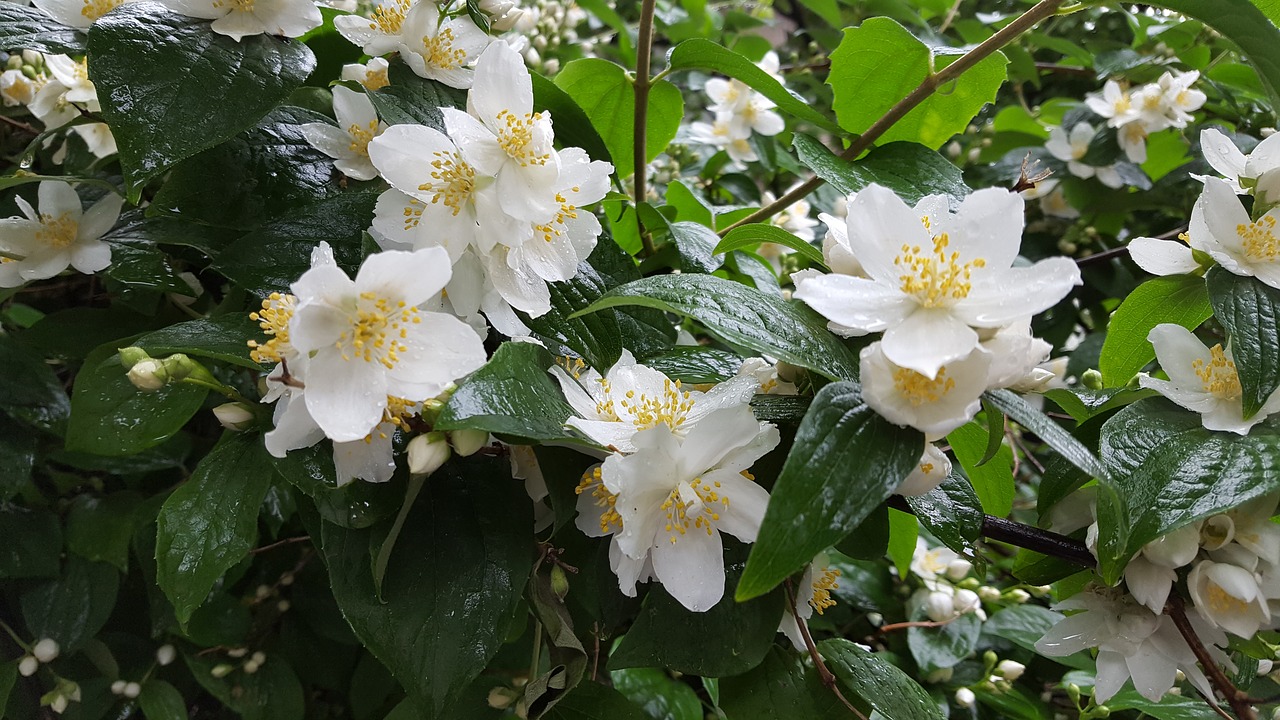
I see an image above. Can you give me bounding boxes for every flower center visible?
[495,109,552,167]
[347,120,380,158]
[364,396,417,442]
[362,67,390,91]
[556,355,586,379]
[81,0,123,21]
[575,465,622,534]
[401,197,424,231]
[335,292,422,369]
[621,378,694,431]
[892,366,956,406]
[247,292,297,364]
[418,150,475,216]
[421,27,467,69]
[1193,344,1242,400]
[809,567,841,615]
[369,0,410,34]
[36,213,78,249]
[896,220,986,308]
[1238,215,1280,261]
[1206,582,1250,614]
[533,192,579,243]
[660,476,727,544]
[1113,94,1131,114]
[212,0,254,12]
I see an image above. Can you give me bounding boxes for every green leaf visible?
[984,605,1065,654]
[435,342,576,443]
[321,458,533,718]
[272,443,403,529]
[1100,274,1213,386]
[886,509,919,584]
[667,220,724,274]
[87,2,315,199]
[544,682,649,720]
[984,389,1110,482]
[365,59,467,129]
[827,18,1007,150]
[0,333,69,431]
[516,240,627,372]
[817,639,945,720]
[1207,268,1280,418]
[903,473,983,557]
[1042,387,1158,424]
[715,224,825,267]
[1096,397,1280,582]
[609,543,783,676]
[213,191,376,296]
[66,342,207,457]
[1105,688,1226,720]
[639,346,744,384]
[525,560,588,717]
[1151,0,1280,111]
[150,106,344,230]
[0,661,16,718]
[577,274,860,381]
[908,611,981,673]
[156,433,275,625]
[20,557,119,653]
[532,71,612,165]
[665,39,842,134]
[134,314,264,371]
[719,647,861,719]
[554,58,683,178]
[793,135,970,207]
[0,3,85,54]
[0,505,61,578]
[138,680,189,720]
[738,382,922,600]
[947,421,1014,517]
[65,493,141,572]
[609,668,702,720]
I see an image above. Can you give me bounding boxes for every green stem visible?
[178,376,255,407]
[0,619,29,651]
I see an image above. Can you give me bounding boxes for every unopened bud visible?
[946,141,962,159]
[954,687,976,708]
[450,429,489,456]
[32,638,59,664]
[978,586,1001,602]
[50,695,68,714]
[1259,659,1274,675]
[19,655,38,677]
[945,558,973,581]
[926,667,953,683]
[1081,369,1104,390]
[156,644,176,666]
[21,50,41,66]
[277,600,291,612]
[5,55,21,70]
[866,612,883,626]
[997,659,1025,681]
[228,646,248,658]
[251,651,266,665]
[550,563,570,600]
[213,403,255,431]
[488,687,517,709]
[242,660,260,674]
[161,353,198,382]
[123,682,141,699]
[952,588,981,614]
[408,432,450,475]
[1094,705,1111,717]
[211,664,234,678]
[924,591,955,622]
[1006,588,1031,603]
[128,359,168,391]
[110,680,126,695]
[118,346,151,370]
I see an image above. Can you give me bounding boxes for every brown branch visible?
[786,580,868,720]
[719,0,1068,236]
[1166,595,1255,720]
[877,617,958,633]
[633,0,657,257]
[248,535,311,555]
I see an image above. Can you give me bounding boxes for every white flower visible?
[71,122,117,158]
[1229,495,1280,565]
[1188,559,1271,638]
[778,554,841,651]
[922,589,955,621]
[335,0,411,56]
[735,357,797,396]
[32,638,59,663]
[1197,128,1280,202]
[1127,235,1201,277]
[896,443,950,496]
[1045,123,1125,187]
[954,688,976,708]
[1118,121,1149,164]
[996,659,1026,681]
[1194,177,1280,288]
[287,247,486,442]
[0,181,120,287]
[1085,80,1139,128]
[1035,587,1225,703]
[551,351,757,453]
[978,319,1052,390]
[300,86,386,181]
[766,193,817,242]
[1021,178,1079,219]
[1125,523,1201,613]
[162,0,321,40]
[340,57,390,91]
[1,69,40,106]
[859,341,990,440]
[793,184,1080,378]
[593,405,779,611]
[441,42,559,220]
[397,1,490,88]
[910,538,959,583]
[1140,323,1280,434]
[407,431,450,475]
[688,114,757,169]
[1157,70,1206,128]
[29,54,96,129]
[33,0,130,27]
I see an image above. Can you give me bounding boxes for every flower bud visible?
[926,667,953,683]
[18,655,38,677]
[866,612,883,626]
[110,680,126,695]
[243,659,260,674]
[978,586,1001,602]
[1081,368,1104,390]
[488,687,517,709]
[1006,588,1031,603]
[210,663,234,678]
[1259,659,1274,675]
[996,659,1025,681]
[954,687,976,708]
[408,432,450,475]
[550,563,570,600]
[213,402,256,431]
[450,429,489,457]
[924,591,955,622]
[50,695,68,714]
[21,50,41,67]
[128,359,169,391]
[5,55,21,70]
[952,588,981,615]
[277,600,291,612]
[32,638,59,663]
[945,558,973,581]
[156,644,176,666]
[251,651,266,665]
[118,346,151,370]
[161,353,199,382]
[123,682,141,699]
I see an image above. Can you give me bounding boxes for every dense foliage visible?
[4,0,1280,718]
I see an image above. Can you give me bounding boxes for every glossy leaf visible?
[20,556,119,653]
[273,444,403,529]
[739,382,922,600]
[827,18,1007,150]
[984,389,1110,482]
[135,314,265,371]
[610,668,701,720]
[435,342,577,443]
[516,240,628,372]
[87,3,315,198]
[544,682,649,720]
[715,223,825,266]
[365,59,466,129]
[793,135,970,207]
[908,611,982,673]
[947,421,1014,517]
[904,473,983,558]
[0,3,84,53]
[138,680,189,720]
[578,274,860,381]
[1206,267,1280,418]
[1099,274,1213,386]
[0,334,69,431]
[156,433,275,625]
[65,492,141,571]
[0,505,61,578]
[321,458,533,718]
[532,71,612,165]
[817,639,945,720]
[640,346,744,384]
[719,647,861,719]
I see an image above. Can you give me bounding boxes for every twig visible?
[1166,595,1255,720]
[785,580,868,720]
[1075,245,1130,267]
[1035,62,1094,77]
[719,0,1068,235]
[248,536,311,555]
[938,0,964,33]
[0,115,39,134]
[633,0,658,257]
[877,617,958,633]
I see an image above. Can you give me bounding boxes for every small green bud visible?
[450,429,489,457]
[6,55,22,70]
[550,563,570,601]
[162,353,199,381]
[20,65,38,80]
[118,346,151,369]
[1081,368,1104,390]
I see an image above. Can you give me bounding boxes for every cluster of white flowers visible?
[1044,121,1124,189]
[909,539,983,622]
[792,184,1079,456]
[505,0,585,73]
[1,51,116,160]
[688,52,785,169]
[0,180,121,288]
[335,0,491,88]
[30,0,323,40]
[1086,70,1205,165]
[552,351,779,612]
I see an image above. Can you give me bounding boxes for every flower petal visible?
[303,349,388,442]
[793,274,913,335]
[1128,237,1199,276]
[651,525,725,612]
[956,257,1082,327]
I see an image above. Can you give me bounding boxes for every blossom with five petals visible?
[396,0,490,88]
[0,181,121,287]
[299,86,387,181]
[162,0,321,40]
